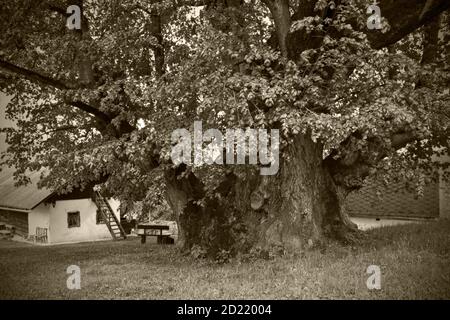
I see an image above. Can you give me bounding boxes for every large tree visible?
[1,0,449,258]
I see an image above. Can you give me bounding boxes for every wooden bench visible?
[137,224,173,244]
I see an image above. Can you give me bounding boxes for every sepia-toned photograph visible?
[0,0,449,305]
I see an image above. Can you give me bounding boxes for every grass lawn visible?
[1,220,449,299]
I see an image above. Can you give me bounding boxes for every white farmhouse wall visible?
[108,198,121,217]
[28,206,50,239]
[32,198,121,244]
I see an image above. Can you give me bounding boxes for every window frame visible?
[67,211,81,228]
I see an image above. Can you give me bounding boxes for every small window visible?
[67,211,80,228]
[96,209,105,224]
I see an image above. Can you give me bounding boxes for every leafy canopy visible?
[0,0,449,213]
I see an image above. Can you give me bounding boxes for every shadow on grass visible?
[0,220,449,299]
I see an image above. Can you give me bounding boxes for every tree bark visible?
[165,134,359,258]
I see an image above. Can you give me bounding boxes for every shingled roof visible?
[0,166,52,211]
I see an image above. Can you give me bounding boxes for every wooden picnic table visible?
[137,224,171,244]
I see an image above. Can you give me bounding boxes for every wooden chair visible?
[35,227,48,243]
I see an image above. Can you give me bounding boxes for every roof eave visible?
[0,206,31,213]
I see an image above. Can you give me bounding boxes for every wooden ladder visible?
[93,191,126,240]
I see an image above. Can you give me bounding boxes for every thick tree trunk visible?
[165,134,359,258]
[244,134,359,251]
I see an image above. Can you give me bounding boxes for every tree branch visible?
[286,0,450,60]
[368,0,450,49]
[0,59,112,124]
[262,0,291,58]
[0,59,74,90]
[324,129,418,190]
[64,100,111,124]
